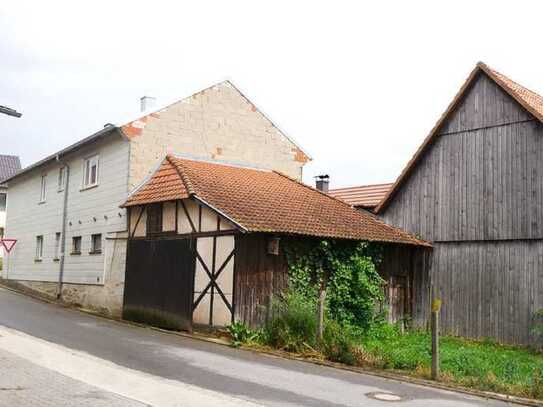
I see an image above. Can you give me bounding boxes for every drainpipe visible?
[56,155,70,299]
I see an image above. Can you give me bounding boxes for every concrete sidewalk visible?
[0,348,145,407]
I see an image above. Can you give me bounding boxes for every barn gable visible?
[376,62,543,215]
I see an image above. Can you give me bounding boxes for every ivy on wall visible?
[284,238,385,330]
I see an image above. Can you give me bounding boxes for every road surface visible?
[0,287,516,406]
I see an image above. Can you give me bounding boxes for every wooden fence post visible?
[431,298,442,381]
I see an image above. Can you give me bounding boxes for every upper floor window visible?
[146,203,163,235]
[39,175,47,203]
[58,167,66,192]
[0,193,6,211]
[82,155,99,189]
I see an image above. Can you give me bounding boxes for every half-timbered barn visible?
[376,62,543,345]
[120,155,429,331]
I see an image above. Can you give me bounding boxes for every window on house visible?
[58,167,66,192]
[35,235,43,260]
[90,233,102,254]
[146,203,163,235]
[39,174,47,202]
[0,193,6,211]
[71,236,82,255]
[82,155,99,189]
[54,232,61,260]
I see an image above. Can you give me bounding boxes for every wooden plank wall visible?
[233,234,288,327]
[380,72,543,345]
[379,245,432,328]
[432,241,543,345]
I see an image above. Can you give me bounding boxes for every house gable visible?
[376,63,542,214]
[378,63,543,242]
[122,81,310,189]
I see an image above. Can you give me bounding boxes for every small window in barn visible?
[35,235,43,261]
[90,233,102,254]
[0,193,6,211]
[58,167,66,192]
[39,174,47,203]
[146,203,163,235]
[82,155,99,189]
[71,236,82,255]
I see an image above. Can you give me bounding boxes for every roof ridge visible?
[166,155,196,195]
[170,153,272,172]
[477,62,543,122]
[330,182,393,191]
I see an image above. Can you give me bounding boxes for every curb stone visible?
[0,282,540,406]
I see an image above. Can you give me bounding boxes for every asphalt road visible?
[0,287,513,406]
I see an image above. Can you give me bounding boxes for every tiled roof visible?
[376,62,543,213]
[328,183,393,209]
[123,155,429,246]
[0,155,21,184]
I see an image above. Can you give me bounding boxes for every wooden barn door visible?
[388,275,410,327]
[123,239,196,331]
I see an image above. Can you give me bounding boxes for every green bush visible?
[262,291,317,352]
[321,320,356,365]
[227,321,261,348]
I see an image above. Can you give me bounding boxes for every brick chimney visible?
[315,175,330,193]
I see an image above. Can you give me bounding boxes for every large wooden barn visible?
[120,155,428,331]
[376,62,543,345]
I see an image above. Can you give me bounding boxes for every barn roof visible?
[375,62,543,213]
[122,155,429,246]
[328,183,393,209]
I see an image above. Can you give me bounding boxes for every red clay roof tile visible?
[329,183,393,208]
[122,156,429,246]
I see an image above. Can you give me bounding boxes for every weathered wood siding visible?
[233,234,288,327]
[378,245,432,327]
[380,72,543,344]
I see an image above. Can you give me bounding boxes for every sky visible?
[1,0,542,189]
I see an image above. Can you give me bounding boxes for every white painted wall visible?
[5,135,130,284]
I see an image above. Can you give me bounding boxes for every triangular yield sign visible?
[1,239,17,254]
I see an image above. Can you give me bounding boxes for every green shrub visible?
[227,321,261,348]
[321,320,356,365]
[262,291,317,352]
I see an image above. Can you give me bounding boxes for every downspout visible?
[56,155,70,299]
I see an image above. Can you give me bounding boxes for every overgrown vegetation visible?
[227,237,543,400]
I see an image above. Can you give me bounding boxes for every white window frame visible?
[54,232,61,260]
[39,174,47,203]
[90,233,102,254]
[35,235,44,260]
[58,167,66,192]
[71,236,82,255]
[82,155,99,190]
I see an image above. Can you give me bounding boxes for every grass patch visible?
[360,328,543,399]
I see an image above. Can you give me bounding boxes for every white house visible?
[0,155,21,258]
[2,81,310,316]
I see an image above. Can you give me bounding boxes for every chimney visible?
[315,175,330,193]
[140,96,156,112]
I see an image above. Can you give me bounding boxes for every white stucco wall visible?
[5,134,130,289]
